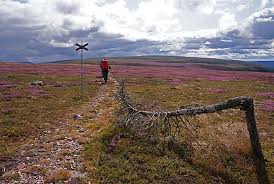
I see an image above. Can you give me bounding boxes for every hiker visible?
[100,58,111,83]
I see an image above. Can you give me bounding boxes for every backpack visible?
[100,59,109,70]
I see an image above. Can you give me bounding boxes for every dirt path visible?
[1,78,118,183]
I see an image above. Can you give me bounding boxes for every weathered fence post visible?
[117,83,270,183]
[243,98,270,184]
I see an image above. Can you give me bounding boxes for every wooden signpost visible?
[75,42,88,98]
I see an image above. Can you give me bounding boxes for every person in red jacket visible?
[100,58,111,83]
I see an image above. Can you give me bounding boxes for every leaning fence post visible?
[243,98,270,184]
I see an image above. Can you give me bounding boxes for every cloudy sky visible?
[0,0,273,63]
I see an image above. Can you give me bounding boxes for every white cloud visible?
[260,0,271,9]
[49,40,72,47]
[174,0,216,14]
[237,4,248,11]
[218,12,237,31]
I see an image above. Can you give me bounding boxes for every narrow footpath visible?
[1,78,118,183]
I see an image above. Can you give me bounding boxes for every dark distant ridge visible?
[250,61,274,70]
[19,61,33,64]
[50,56,274,72]
[0,61,33,64]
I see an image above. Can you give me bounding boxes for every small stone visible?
[31,81,44,86]
[70,177,82,183]
[17,163,26,170]
[78,127,86,132]
[0,166,4,177]
[43,130,51,134]
[73,114,82,120]
[54,82,63,87]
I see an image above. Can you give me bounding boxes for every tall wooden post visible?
[80,41,83,97]
[75,42,88,98]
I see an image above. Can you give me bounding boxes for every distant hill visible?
[0,61,33,64]
[51,56,273,72]
[250,61,274,70]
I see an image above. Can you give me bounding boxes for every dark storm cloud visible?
[0,22,45,62]
[0,17,162,63]
[249,8,274,39]
[0,0,163,63]
[73,31,164,58]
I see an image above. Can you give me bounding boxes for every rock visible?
[0,166,4,177]
[31,81,44,86]
[16,163,26,170]
[73,114,82,120]
[54,82,63,87]
[78,127,86,132]
[69,177,82,184]
[75,125,86,132]
[43,130,51,134]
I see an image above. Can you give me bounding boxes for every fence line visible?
[117,82,269,184]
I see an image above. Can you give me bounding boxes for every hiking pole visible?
[75,42,88,98]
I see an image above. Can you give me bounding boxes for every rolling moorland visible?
[53,56,274,72]
[0,56,273,183]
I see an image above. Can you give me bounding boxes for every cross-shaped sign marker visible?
[75,42,88,98]
[75,43,88,51]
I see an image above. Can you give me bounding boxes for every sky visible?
[0,0,273,63]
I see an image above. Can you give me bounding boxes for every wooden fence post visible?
[243,98,270,184]
[117,83,270,184]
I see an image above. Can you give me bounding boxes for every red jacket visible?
[100,59,111,70]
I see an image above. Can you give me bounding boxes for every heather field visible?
[0,61,273,183]
[0,63,99,156]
